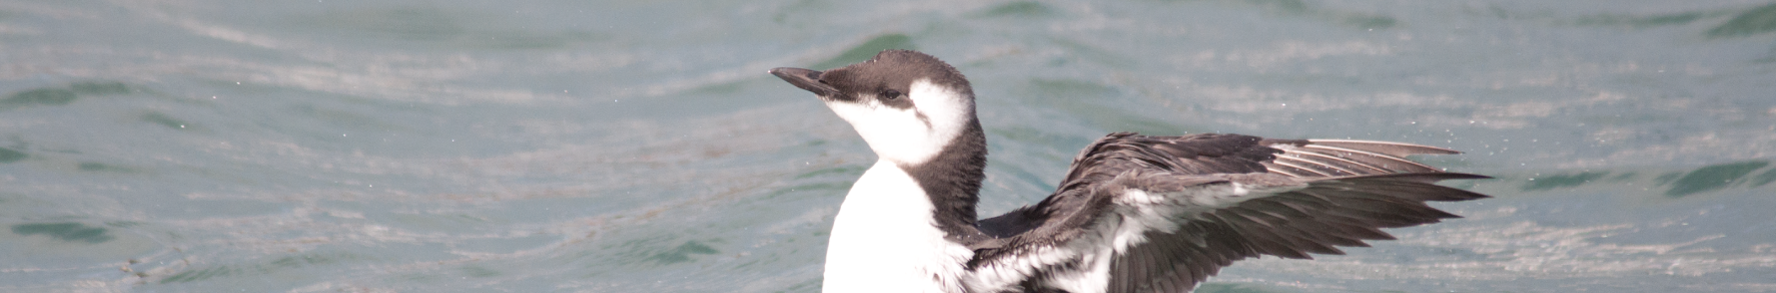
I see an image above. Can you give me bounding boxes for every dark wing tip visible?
[1310,173,1494,202]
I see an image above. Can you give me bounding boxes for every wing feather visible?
[1287,144,1444,173]
[1287,150,1393,174]
[1112,173,1487,292]
[1270,159,1336,176]
[967,133,1489,293]
[1307,139,1460,156]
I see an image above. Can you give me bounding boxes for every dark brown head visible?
[769,50,979,165]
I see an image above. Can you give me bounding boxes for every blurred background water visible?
[2,0,1774,292]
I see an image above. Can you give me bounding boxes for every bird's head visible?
[770,50,978,166]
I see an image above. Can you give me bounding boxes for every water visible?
[3,0,1774,292]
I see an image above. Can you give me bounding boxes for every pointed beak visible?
[769,67,837,97]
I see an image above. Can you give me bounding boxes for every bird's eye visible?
[881,89,902,100]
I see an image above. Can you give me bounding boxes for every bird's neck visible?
[821,120,987,291]
[900,119,988,241]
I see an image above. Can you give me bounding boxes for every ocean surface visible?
[3,0,1774,292]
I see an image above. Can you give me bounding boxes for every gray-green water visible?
[3,0,1775,292]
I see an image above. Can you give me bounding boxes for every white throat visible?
[823,79,972,165]
[822,160,973,292]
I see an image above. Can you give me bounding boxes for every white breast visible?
[822,160,973,293]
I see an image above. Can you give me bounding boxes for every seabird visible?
[768,49,1489,293]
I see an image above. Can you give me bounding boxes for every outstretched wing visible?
[1097,172,1488,293]
[967,133,1488,293]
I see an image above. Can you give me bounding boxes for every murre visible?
[768,49,1489,293]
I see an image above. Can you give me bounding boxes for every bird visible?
[767,49,1489,293]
